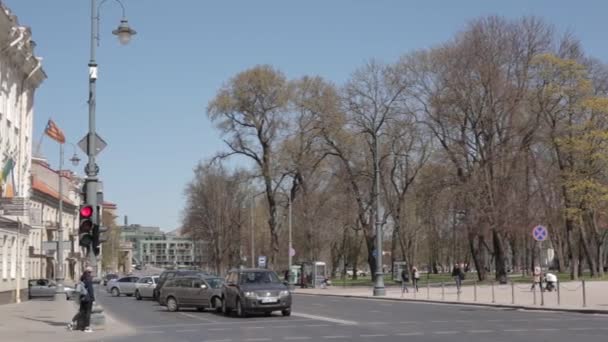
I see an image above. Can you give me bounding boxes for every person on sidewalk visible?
[452,263,464,293]
[412,266,420,292]
[531,266,542,291]
[400,269,410,296]
[76,267,95,332]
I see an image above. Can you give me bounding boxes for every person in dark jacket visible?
[76,266,95,332]
[452,263,464,293]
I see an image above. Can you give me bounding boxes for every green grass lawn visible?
[331,271,608,287]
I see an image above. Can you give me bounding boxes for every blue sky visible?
[6,0,607,231]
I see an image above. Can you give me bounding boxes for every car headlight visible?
[279,290,290,297]
[244,291,256,298]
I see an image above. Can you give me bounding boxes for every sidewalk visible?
[294,280,608,314]
[0,298,134,342]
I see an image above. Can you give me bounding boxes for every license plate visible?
[261,297,278,303]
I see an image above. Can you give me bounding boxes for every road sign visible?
[78,133,107,156]
[289,247,296,257]
[258,256,267,268]
[532,225,548,242]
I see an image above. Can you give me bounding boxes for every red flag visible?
[45,119,65,144]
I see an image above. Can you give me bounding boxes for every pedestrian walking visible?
[531,266,542,291]
[452,263,464,293]
[73,266,95,332]
[412,266,420,292]
[400,269,410,296]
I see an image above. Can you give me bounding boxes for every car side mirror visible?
[200,284,208,289]
[147,281,153,284]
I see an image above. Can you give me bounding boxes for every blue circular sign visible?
[532,225,548,242]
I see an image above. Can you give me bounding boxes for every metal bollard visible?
[533,284,537,305]
[474,281,477,301]
[491,281,495,303]
[582,280,586,308]
[511,282,515,305]
[457,284,461,302]
[540,282,545,306]
[557,280,561,306]
[427,281,430,300]
[441,282,445,301]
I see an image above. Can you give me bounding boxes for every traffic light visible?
[92,205,108,257]
[79,205,94,253]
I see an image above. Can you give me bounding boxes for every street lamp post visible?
[373,135,385,296]
[85,0,135,274]
[55,142,80,300]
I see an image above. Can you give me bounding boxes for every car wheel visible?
[281,308,291,317]
[135,291,142,300]
[167,297,179,312]
[126,294,133,297]
[264,311,272,317]
[236,298,246,318]
[196,307,205,312]
[213,298,222,313]
[111,287,120,297]
[222,297,231,316]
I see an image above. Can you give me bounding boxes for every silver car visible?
[134,276,159,300]
[107,276,140,297]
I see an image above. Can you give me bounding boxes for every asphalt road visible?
[95,286,608,342]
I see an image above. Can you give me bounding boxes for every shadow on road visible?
[20,316,67,327]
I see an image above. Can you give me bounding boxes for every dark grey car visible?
[160,276,214,312]
[221,269,292,317]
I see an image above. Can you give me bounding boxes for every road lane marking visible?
[179,312,216,322]
[138,318,315,329]
[242,326,265,329]
[360,334,387,337]
[503,329,528,332]
[304,324,331,327]
[176,328,199,332]
[322,336,349,339]
[396,332,423,336]
[140,330,164,334]
[292,312,357,326]
[433,331,458,334]
[535,328,559,331]
[469,330,493,333]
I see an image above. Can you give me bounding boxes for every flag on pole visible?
[44,119,66,144]
[0,158,15,197]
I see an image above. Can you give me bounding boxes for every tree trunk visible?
[469,233,487,281]
[565,217,579,280]
[579,225,597,277]
[492,229,507,281]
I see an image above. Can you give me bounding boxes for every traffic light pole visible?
[86,0,100,278]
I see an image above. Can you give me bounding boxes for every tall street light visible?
[85,0,136,273]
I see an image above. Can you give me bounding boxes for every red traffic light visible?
[80,205,93,218]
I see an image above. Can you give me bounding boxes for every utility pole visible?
[250,196,255,268]
[288,192,292,274]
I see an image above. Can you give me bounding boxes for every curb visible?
[293,292,608,315]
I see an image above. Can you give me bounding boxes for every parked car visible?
[346,269,367,277]
[134,276,159,300]
[107,276,140,297]
[154,269,209,301]
[28,279,56,299]
[28,279,76,300]
[221,268,292,317]
[160,276,216,312]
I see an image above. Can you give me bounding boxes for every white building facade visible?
[0,2,46,304]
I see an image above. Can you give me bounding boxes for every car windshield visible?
[205,277,224,289]
[240,271,280,284]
